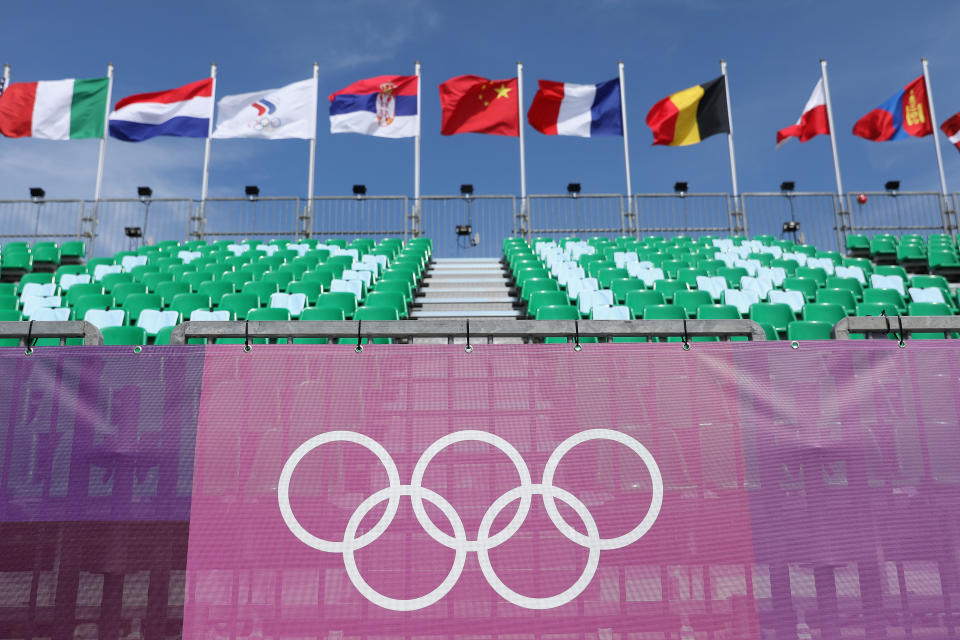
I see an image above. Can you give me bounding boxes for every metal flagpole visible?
[819,59,850,247]
[921,57,954,230]
[2,64,9,92]
[413,60,421,238]
[304,61,319,238]
[617,61,635,235]
[197,62,217,240]
[86,63,114,257]
[517,61,528,238]
[93,64,114,202]
[719,60,742,232]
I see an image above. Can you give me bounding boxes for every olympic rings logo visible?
[248,116,282,131]
[277,429,663,611]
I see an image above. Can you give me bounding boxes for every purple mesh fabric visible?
[185,342,960,639]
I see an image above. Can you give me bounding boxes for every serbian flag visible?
[776,79,830,146]
[329,75,418,138]
[527,78,622,137]
[853,76,933,142]
[109,78,213,142]
[941,112,960,153]
[439,75,519,136]
[645,76,729,146]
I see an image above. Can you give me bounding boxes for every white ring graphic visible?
[278,430,662,610]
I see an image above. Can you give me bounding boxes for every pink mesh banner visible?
[184,342,960,640]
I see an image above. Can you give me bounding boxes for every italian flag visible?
[0,77,109,139]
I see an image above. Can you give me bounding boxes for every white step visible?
[424,287,512,294]
[424,278,505,284]
[416,297,515,304]
[411,310,523,318]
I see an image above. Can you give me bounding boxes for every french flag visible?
[776,78,830,146]
[109,78,213,142]
[527,78,622,137]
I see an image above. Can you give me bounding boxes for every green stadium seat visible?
[141,272,175,292]
[825,276,863,301]
[782,277,818,302]
[31,244,61,270]
[0,283,15,297]
[345,306,399,344]
[59,241,86,263]
[288,281,325,305]
[673,290,713,318]
[0,295,19,310]
[862,288,906,314]
[317,292,358,319]
[155,281,192,305]
[362,291,408,319]
[697,304,740,319]
[263,270,295,292]
[169,293,211,319]
[795,266,827,287]
[787,320,832,340]
[120,293,164,325]
[528,290,569,318]
[302,267,336,290]
[111,283,149,305]
[802,302,846,325]
[625,290,665,319]
[73,294,115,322]
[291,307,345,344]
[652,279,687,302]
[717,267,748,288]
[845,234,870,256]
[222,271,253,290]
[102,326,148,346]
[197,281,235,305]
[907,301,955,339]
[183,271,215,291]
[17,273,55,293]
[610,278,645,304]
[815,288,856,315]
[856,301,900,317]
[242,280,280,306]
[749,302,793,335]
[643,304,687,319]
[218,293,260,320]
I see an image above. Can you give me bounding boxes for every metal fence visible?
[2,191,959,258]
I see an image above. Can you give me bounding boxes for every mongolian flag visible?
[645,76,729,146]
[853,76,933,141]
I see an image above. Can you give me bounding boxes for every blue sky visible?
[2,0,960,201]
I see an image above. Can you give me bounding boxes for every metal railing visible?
[168,319,767,344]
[0,321,103,346]
[2,191,959,258]
[833,316,960,340]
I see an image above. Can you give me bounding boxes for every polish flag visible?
[941,112,960,153]
[776,78,830,146]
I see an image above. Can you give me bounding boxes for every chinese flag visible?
[439,75,519,136]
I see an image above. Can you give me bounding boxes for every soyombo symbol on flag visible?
[853,76,932,141]
[439,75,519,136]
[212,78,317,140]
[0,77,109,139]
[777,78,830,145]
[527,78,622,137]
[109,78,213,142]
[329,75,418,138]
[645,76,729,146]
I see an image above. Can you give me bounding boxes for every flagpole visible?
[819,59,847,198]
[2,63,9,90]
[720,60,741,227]
[93,63,114,202]
[198,62,216,239]
[304,61,319,239]
[617,61,634,235]
[413,60,422,238]
[517,61,528,238]
[921,58,952,226]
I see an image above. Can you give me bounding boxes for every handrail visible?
[833,316,960,340]
[169,319,766,344]
[0,321,103,346]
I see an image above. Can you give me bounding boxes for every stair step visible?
[411,310,523,318]
[422,287,511,294]
[424,278,506,284]
[416,297,516,304]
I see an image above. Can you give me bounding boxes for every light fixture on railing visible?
[124,227,143,238]
[460,184,474,198]
[884,180,900,193]
[674,181,688,196]
[567,182,581,198]
[352,184,366,199]
[245,185,260,201]
[780,181,795,193]
[29,187,45,202]
[137,186,152,202]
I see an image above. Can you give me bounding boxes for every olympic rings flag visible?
[276,429,664,610]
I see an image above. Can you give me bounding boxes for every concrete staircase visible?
[411,258,520,319]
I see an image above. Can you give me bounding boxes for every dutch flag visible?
[109,78,213,142]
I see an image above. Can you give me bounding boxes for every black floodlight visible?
[137,186,152,202]
[780,181,795,192]
[674,181,688,194]
[460,184,474,196]
[455,224,473,236]
[124,227,143,238]
[782,221,800,233]
[29,187,45,200]
[567,182,581,195]
[245,185,260,200]
[885,180,900,192]
[352,184,367,196]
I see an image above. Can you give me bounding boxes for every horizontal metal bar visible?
[168,319,766,344]
[0,321,103,346]
[833,316,960,340]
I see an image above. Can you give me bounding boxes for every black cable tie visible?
[682,318,690,350]
[243,321,251,352]
[574,320,581,351]
[880,309,892,341]
[355,319,363,352]
[896,314,905,347]
[26,319,35,350]
[464,319,472,353]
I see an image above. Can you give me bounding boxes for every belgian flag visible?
[645,76,730,146]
